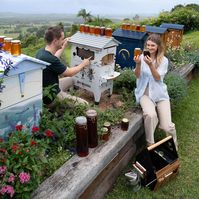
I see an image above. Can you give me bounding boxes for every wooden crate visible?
[135,136,180,191]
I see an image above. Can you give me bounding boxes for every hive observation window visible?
[76,47,94,60]
[101,54,114,65]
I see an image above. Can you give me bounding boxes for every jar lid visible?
[11,40,21,43]
[122,118,129,123]
[75,116,87,125]
[0,36,6,38]
[104,122,111,127]
[4,37,13,41]
[86,109,97,117]
[101,127,108,133]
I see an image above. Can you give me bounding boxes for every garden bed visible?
[32,63,196,199]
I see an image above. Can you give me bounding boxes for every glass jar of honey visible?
[134,48,141,57]
[141,25,146,32]
[105,28,112,37]
[100,27,105,36]
[89,25,95,35]
[75,116,89,157]
[131,24,136,31]
[86,109,98,148]
[84,25,90,33]
[126,23,131,31]
[121,23,126,30]
[4,37,13,53]
[136,25,141,32]
[11,40,21,56]
[94,26,100,35]
[121,118,129,131]
[80,24,85,33]
[0,36,5,43]
[103,122,111,135]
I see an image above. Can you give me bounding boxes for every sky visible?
[1,0,199,16]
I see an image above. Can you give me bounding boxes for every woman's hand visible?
[133,55,141,64]
[143,55,153,67]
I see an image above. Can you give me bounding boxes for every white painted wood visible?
[0,70,42,110]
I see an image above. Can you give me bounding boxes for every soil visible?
[76,88,124,111]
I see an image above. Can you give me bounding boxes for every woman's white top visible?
[135,54,169,104]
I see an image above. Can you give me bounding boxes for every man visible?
[36,25,90,106]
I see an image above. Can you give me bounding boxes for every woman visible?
[134,34,178,150]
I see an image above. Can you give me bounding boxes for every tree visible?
[77,9,92,23]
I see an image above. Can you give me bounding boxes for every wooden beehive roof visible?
[69,32,120,50]
[160,23,184,30]
[146,25,167,34]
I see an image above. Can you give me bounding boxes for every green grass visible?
[183,31,199,49]
[105,73,199,199]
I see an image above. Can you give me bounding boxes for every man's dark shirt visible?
[36,48,66,104]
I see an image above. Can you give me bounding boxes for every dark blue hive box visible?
[112,29,148,69]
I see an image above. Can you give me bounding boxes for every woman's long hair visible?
[144,34,165,67]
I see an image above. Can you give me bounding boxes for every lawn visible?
[183,31,199,49]
[105,71,199,199]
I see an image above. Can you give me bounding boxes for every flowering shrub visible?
[0,125,52,198]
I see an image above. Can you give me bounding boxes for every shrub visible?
[165,73,188,106]
[0,125,49,198]
[113,68,137,92]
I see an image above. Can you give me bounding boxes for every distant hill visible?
[0,12,157,25]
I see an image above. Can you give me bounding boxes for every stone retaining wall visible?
[32,63,195,199]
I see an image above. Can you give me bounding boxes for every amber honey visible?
[89,25,95,34]
[84,25,90,33]
[134,48,141,57]
[4,37,12,52]
[0,36,5,43]
[131,24,136,31]
[121,118,129,131]
[80,24,85,33]
[126,23,131,31]
[100,27,105,36]
[11,40,21,56]
[86,109,98,148]
[94,26,100,35]
[136,25,141,32]
[75,116,89,157]
[105,28,112,37]
[141,25,146,32]
[121,23,126,30]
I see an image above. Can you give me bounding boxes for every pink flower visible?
[11,144,19,152]
[19,172,30,184]
[0,166,7,174]
[8,173,15,183]
[0,185,15,198]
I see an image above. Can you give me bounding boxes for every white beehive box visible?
[0,52,49,138]
[69,32,120,104]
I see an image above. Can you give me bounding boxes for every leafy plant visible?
[165,73,188,106]
[113,68,137,92]
[0,125,49,198]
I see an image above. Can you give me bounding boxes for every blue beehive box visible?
[112,29,148,69]
[0,52,49,139]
